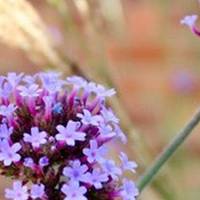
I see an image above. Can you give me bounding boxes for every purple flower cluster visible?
[0,72,138,200]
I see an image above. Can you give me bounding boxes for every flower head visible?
[0,72,138,200]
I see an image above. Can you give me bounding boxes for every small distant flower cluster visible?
[181,14,200,36]
[0,72,138,200]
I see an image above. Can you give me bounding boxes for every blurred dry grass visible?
[0,0,200,199]
[0,0,68,73]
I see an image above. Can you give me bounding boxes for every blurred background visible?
[0,0,200,199]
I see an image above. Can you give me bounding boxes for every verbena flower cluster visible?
[0,72,138,200]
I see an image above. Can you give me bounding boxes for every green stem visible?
[137,108,200,192]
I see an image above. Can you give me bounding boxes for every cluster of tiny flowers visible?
[0,72,138,200]
[181,14,200,36]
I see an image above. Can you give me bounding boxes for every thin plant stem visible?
[137,108,200,192]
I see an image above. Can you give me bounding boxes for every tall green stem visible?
[137,108,200,192]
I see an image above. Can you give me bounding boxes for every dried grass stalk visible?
[0,0,68,72]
